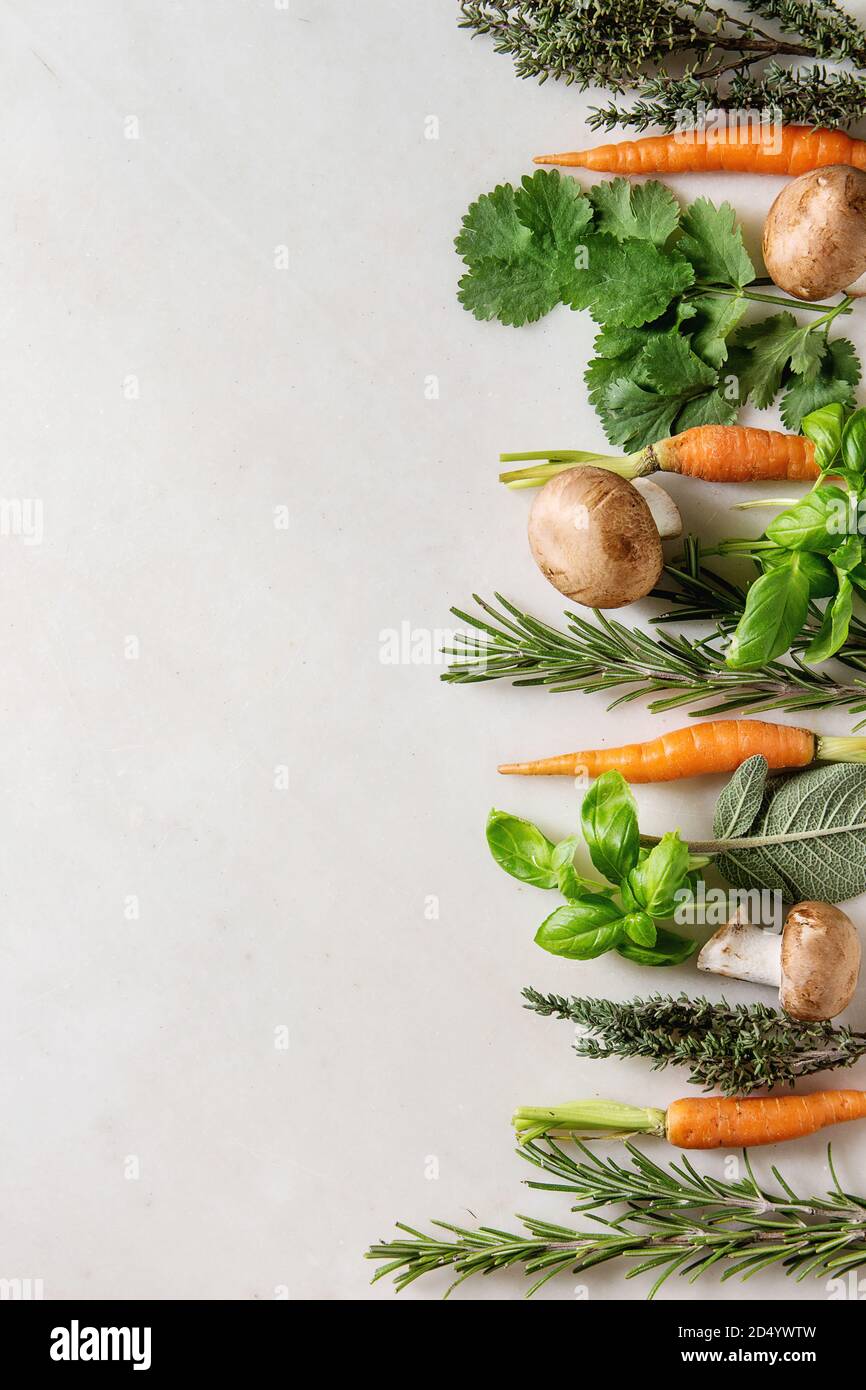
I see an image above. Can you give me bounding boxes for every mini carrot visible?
[498,719,866,782]
[513,1091,866,1150]
[499,425,819,489]
[534,124,866,177]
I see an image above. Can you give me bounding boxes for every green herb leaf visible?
[715,762,866,902]
[627,831,690,917]
[589,178,680,245]
[674,384,739,432]
[621,911,657,947]
[486,809,557,887]
[580,770,639,883]
[781,343,860,433]
[726,553,811,668]
[765,485,850,552]
[534,897,624,959]
[734,313,822,409]
[551,835,587,900]
[678,199,754,287]
[456,172,593,326]
[563,234,694,328]
[686,293,748,369]
[713,755,766,838]
[802,574,853,664]
[600,336,718,450]
[841,406,866,476]
[616,926,697,967]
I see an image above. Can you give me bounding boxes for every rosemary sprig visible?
[441,592,866,721]
[367,1140,866,1297]
[459,0,866,129]
[522,988,866,1094]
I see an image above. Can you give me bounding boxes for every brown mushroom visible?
[527,467,681,609]
[763,165,866,302]
[697,901,861,1021]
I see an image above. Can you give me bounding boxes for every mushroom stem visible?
[631,478,683,539]
[697,912,782,989]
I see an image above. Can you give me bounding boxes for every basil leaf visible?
[802,402,844,472]
[551,835,586,900]
[761,547,836,598]
[841,407,866,477]
[534,897,624,960]
[726,554,810,668]
[626,831,690,917]
[828,536,862,573]
[765,486,850,552]
[621,911,656,947]
[802,574,853,664]
[580,770,640,883]
[486,809,557,887]
[616,927,697,967]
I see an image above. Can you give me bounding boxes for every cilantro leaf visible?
[602,379,680,448]
[589,178,680,245]
[513,169,593,250]
[687,293,748,369]
[600,337,719,450]
[675,386,739,432]
[455,171,592,327]
[780,338,862,431]
[563,234,694,328]
[733,313,823,409]
[678,199,755,287]
[455,183,530,264]
[457,256,563,326]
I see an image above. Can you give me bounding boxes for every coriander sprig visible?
[367,1140,866,1297]
[522,989,866,1094]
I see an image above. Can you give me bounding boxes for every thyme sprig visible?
[459,1,866,129]
[441,592,866,720]
[522,989,866,1094]
[367,1140,866,1297]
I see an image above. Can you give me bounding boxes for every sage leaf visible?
[486,809,557,888]
[715,762,866,902]
[713,755,767,838]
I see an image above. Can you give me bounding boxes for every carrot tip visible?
[497,764,520,775]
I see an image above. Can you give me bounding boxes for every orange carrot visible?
[499,426,819,489]
[498,719,819,782]
[513,1091,866,1150]
[534,124,866,176]
[666,1092,866,1149]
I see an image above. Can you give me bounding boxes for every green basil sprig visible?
[487,771,696,967]
[726,404,866,670]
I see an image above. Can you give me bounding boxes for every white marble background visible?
[2,0,866,1300]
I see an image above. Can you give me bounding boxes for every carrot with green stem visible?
[534,124,866,177]
[513,1091,866,1149]
[498,718,866,781]
[500,425,820,489]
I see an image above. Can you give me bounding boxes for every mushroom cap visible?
[527,466,664,609]
[763,166,866,301]
[780,901,861,1021]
